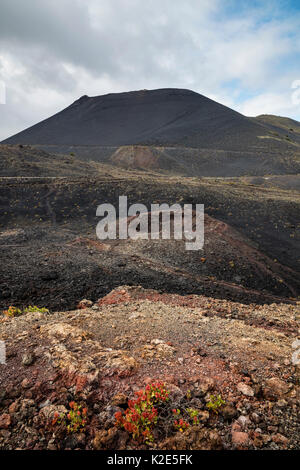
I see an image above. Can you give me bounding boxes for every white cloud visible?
[238,91,300,119]
[0,0,299,140]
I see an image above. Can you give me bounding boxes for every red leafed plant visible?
[51,401,88,433]
[173,417,190,432]
[115,382,169,444]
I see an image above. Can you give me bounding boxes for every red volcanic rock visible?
[263,377,290,400]
[237,382,254,397]
[272,433,289,447]
[8,401,19,414]
[232,431,250,448]
[77,299,93,309]
[97,288,131,305]
[0,414,11,429]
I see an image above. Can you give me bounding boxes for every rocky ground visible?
[0,147,299,451]
[1,169,299,311]
[0,286,299,450]
[0,217,299,313]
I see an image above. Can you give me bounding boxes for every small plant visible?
[23,305,49,314]
[2,305,49,317]
[206,394,226,414]
[173,407,199,428]
[52,401,88,433]
[172,408,190,432]
[186,407,200,425]
[3,306,22,317]
[115,382,169,444]
[173,418,190,432]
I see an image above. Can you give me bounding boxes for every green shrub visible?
[2,305,49,317]
[23,305,49,314]
[3,306,22,317]
[206,394,226,414]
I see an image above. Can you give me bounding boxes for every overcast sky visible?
[0,0,300,141]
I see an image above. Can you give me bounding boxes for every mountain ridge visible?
[3,88,298,152]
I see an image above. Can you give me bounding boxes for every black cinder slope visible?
[2,88,289,151]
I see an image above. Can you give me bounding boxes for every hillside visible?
[255,115,300,142]
[0,144,116,178]
[3,89,299,153]
[2,89,300,179]
[0,168,299,312]
[1,90,299,452]
[0,285,299,450]
[107,145,300,176]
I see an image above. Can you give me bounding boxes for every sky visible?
[0,0,300,141]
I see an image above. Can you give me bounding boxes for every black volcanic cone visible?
[2,88,271,150]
